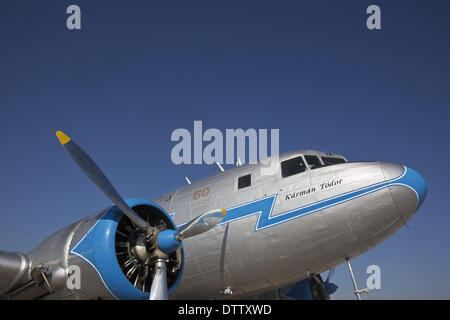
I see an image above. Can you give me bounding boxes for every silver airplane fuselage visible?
[163,150,426,299]
[1,149,427,300]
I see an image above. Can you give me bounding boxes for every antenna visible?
[185,177,191,184]
[215,162,225,172]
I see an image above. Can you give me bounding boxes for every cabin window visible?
[281,156,307,178]
[238,174,251,189]
[321,156,346,166]
[305,155,322,170]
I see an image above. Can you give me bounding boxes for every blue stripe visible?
[204,165,418,232]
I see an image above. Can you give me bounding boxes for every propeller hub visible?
[157,230,182,255]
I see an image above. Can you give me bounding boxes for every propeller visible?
[325,268,334,283]
[56,131,226,300]
[324,269,338,295]
[308,269,338,300]
[178,208,227,239]
[56,131,153,234]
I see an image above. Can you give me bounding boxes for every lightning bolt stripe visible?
[212,165,417,232]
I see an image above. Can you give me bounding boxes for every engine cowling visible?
[69,198,184,300]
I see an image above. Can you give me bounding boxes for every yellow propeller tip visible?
[221,209,227,217]
[56,131,71,145]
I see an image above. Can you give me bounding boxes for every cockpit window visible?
[321,156,346,166]
[281,156,307,178]
[305,155,322,170]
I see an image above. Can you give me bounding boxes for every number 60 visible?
[193,187,210,200]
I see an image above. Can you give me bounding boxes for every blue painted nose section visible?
[404,167,428,209]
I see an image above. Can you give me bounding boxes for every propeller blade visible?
[178,208,227,239]
[149,259,168,300]
[326,268,335,283]
[309,274,330,300]
[56,131,152,233]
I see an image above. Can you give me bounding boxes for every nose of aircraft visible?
[401,166,428,209]
[380,162,427,222]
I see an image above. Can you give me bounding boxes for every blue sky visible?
[1,1,449,299]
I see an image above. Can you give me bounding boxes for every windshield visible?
[321,156,346,166]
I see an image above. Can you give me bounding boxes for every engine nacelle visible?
[11,199,183,300]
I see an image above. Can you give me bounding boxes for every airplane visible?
[0,131,427,300]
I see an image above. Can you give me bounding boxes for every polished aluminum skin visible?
[0,150,427,299]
